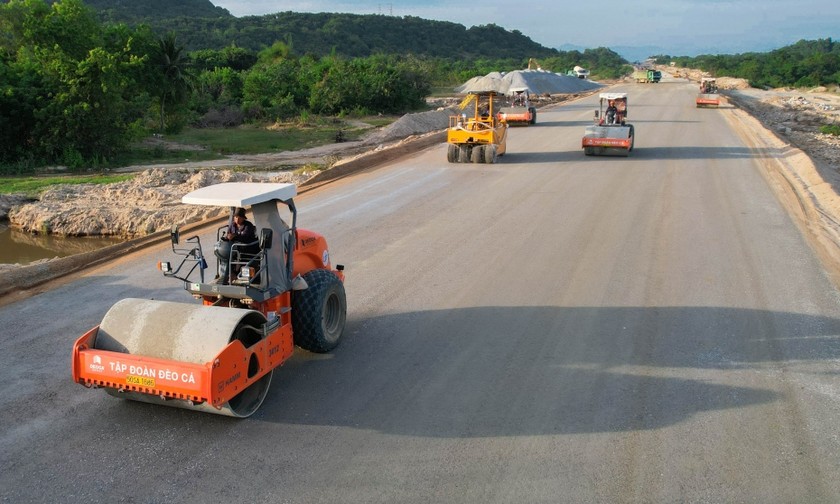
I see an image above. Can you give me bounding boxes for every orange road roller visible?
[72,182,347,417]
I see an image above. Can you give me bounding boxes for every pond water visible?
[0,223,124,265]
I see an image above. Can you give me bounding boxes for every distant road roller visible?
[696,77,720,108]
[496,89,536,126]
[72,182,347,418]
[447,90,508,163]
[582,92,635,157]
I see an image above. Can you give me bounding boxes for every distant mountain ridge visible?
[82,0,231,22]
[74,0,560,60]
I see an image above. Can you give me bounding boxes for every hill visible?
[76,0,560,60]
[80,0,231,22]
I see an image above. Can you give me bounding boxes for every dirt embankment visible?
[0,107,458,239]
[660,65,840,284]
[0,92,595,241]
[658,64,840,180]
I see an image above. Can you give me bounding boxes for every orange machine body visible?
[72,317,294,410]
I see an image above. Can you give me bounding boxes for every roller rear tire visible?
[292,269,347,353]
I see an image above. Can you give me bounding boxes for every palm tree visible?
[155,33,191,133]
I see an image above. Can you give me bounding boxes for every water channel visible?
[0,223,123,265]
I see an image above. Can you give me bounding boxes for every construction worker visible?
[606,100,618,125]
[215,207,257,284]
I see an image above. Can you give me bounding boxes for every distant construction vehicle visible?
[497,89,537,126]
[447,91,508,163]
[582,93,635,157]
[572,65,590,79]
[633,68,661,83]
[696,78,720,108]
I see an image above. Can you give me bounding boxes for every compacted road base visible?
[2,82,840,503]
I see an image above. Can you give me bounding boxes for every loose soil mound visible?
[8,168,307,237]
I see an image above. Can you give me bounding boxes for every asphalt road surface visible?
[2,82,840,503]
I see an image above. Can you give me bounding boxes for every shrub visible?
[819,124,840,136]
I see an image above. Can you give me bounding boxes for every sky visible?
[209,0,840,61]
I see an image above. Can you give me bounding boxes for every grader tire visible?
[484,144,497,164]
[447,144,458,163]
[292,269,347,353]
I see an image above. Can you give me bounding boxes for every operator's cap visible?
[235,207,247,218]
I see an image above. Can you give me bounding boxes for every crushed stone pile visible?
[8,168,309,237]
[364,107,456,144]
[456,69,603,95]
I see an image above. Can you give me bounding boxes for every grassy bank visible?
[0,116,397,183]
[0,115,396,195]
[0,174,135,197]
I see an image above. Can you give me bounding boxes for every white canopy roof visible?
[599,92,628,100]
[182,182,297,207]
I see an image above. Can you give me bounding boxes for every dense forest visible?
[655,38,840,89]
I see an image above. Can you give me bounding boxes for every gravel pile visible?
[364,107,456,145]
[456,69,603,95]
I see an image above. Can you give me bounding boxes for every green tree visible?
[0,0,149,168]
[192,66,243,110]
[190,44,257,72]
[242,44,309,120]
[153,32,192,133]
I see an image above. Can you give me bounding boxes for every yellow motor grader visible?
[446,91,508,164]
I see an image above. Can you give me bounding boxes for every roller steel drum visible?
[95,298,272,417]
